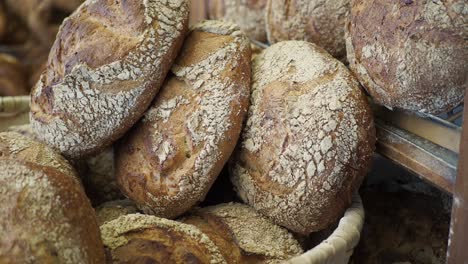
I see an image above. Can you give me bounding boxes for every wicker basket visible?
[0,96,365,264]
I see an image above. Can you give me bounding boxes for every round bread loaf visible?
[265,0,350,58]
[181,203,304,263]
[0,131,78,179]
[0,53,28,96]
[208,0,268,42]
[30,0,190,158]
[101,214,226,263]
[346,0,467,114]
[116,20,251,219]
[0,159,105,263]
[6,124,37,139]
[230,41,375,234]
[95,199,138,225]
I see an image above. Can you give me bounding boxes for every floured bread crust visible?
[346,0,467,114]
[181,203,304,263]
[265,0,350,58]
[0,159,105,263]
[230,41,375,234]
[100,214,227,263]
[115,20,251,219]
[30,0,190,158]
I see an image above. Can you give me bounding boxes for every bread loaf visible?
[116,20,251,219]
[346,0,467,114]
[181,203,304,263]
[208,0,268,42]
[230,41,375,234]
[0,131,78,179]
[0,54,28,96]
[95,199,138,225]
[0,159,105,263]
[30,0,190,158]
[101,214,226,263]
[265,0,350,58]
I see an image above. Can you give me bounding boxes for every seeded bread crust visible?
[30,0,190,158]
[265,0,350,58]
[95,199,138,225]
[0,159,105,263]
[208,0,268,42]
[100,214,227,263]
[230,41,375,234]
[115,20,251,219]
[181,203,304,263]
[345,0,467,114]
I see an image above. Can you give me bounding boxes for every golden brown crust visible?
[30,0,190,158]
[0,159,105,264]
[181,203,304,263]
[0,54,28,96]
[230,41,375,234]
[346,0,467,114]
[265,0,350,58]
[208,0,268,42]
[0,131,78,180]
[115,20,251,219]
[101,214,227,263]
[95,199,139,226]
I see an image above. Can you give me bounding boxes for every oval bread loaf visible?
[230,41,375,234]
[116,20,251,219]
[181,203,304,263]
[265,0,350,58]
[30,0,189,158]
[346,0,467,114]
[208,0,268,42]
[0,159,105,263]
[101,214,227,263]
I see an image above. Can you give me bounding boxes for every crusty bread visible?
[230,41,375,234]
[0,131,78,179]
[101,214,227,263]
[0,53,28,96]
[181,203,304,263]
[95,199,138,226]
[265,0,350,58]
[0,159,105,263]
[208,0,268,42]
[30,0,190,158]
[116,20,251,219]
[346,0,467,114]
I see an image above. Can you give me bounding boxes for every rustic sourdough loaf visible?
[95,199,138,225]
[116,20,251,219]
[230,41,375,234]
[181,203,304,263]
[0,53,28,96]
[265,0,350,58]
[30,0,189,158]
[208,0,268,42]
[101,214,227,263]
[346,0,467,114]
[0,159,105,263]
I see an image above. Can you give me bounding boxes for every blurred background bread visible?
[346,0,467,114]
[0,159,105,263]
[265,0,350,58]
[100,214,226,263]
[30,0,190,158]
[181,203,304,263]
[0,54,28,96]
[208,0,268,42]
[116,20,251,219]
[230,41,375,234]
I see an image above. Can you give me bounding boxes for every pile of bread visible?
[0,0,465,263]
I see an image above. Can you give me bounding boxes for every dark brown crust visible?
[0,159,105,263]
[30,0,190,158]
[0,54,28,96]
[346,0,467,114]
[115,21,251,219]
